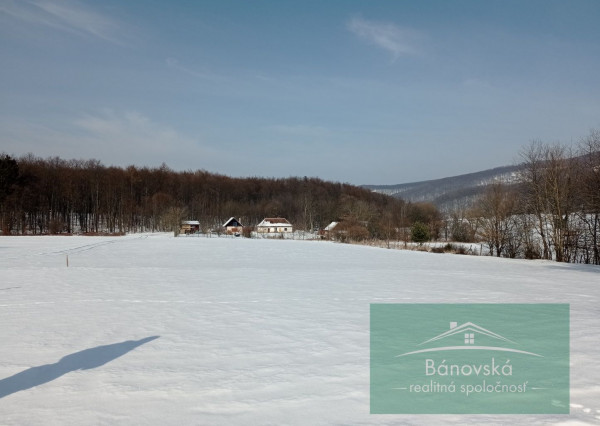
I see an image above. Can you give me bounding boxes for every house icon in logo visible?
[396,321,542,358]
[420,321,515,347]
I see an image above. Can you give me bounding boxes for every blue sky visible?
[1,0,599,184]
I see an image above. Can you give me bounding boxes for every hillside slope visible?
[364,164,523,209]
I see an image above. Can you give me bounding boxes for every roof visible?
[223,217,242,227]
[324,221,338,231]
[257,217,292,227]
[181,220,200,225]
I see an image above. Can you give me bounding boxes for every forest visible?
[0,154,437,238]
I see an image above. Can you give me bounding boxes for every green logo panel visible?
[370,304,569,414]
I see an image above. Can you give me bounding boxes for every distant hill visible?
[363,164,523,210]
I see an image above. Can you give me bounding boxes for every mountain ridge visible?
[363,164,523,209]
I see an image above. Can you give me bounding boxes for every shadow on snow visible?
[0,336,159,399]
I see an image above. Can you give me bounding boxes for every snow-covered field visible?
[1,234,599,425]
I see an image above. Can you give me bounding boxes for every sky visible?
[1,0,600,185]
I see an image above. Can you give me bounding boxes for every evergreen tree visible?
[0,154,19,203]
[411,221,430,244]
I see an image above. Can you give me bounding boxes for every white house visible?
[256,217,293,233]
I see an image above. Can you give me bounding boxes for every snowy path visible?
[0,234,599,425]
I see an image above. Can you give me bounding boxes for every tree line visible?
[446,129,600,264]
[0,153,442,238]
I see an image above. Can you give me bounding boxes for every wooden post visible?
[66,255,69,267]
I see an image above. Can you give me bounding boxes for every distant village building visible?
[256,217,293,233]
[321,219,369,241]
[180,220,200,235]
[324,221,338,233]
[223,217,243,234]
[319,221,338,239]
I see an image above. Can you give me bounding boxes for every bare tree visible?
[542,144,578,262]
[163,205,188,237]
[473,183,517,257]
[577,129,600,264]
[445,201,477,243]
[520,141,552,259]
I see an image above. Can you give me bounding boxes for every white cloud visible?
[0,110,214,170]
[1,0,129,45]
[165,58,223,81]
[0,111,341,178]
[72,110,207,166]
[347,17,421,60]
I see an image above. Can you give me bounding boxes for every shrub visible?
[242,226,253,238]
[410,222,430,244]
[451,222,476,242]
[455,245,468,255]
[524,244,541,260]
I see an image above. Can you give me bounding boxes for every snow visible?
[324,221,338,231]
[1,234,599,425]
